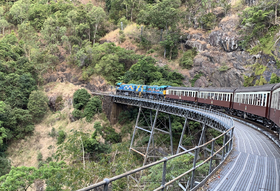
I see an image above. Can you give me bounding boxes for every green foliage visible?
[119,30,126,43]
[239,2,276,48]
[57,130,66,145]
[73,89,91,110]
[57,130,66,144]
[72,109,83,120]
[0,155,11,177]
[83,96,102,122]
[37,152,43,162]
[190,72,203,87]
[141,154,194,190]
[137,0,181,29]
[94,122,121,144]
[104,126,121,143]
[269,73,280,84]
[124,58,184,85]
[139,36,152,50]
[49,127,57,138]
[243,75,255,87]
[255,75,267,86]
[248,26,278,55]
[179,49,197,69]
[253,63,266,76]
[27,90,48,123]
[199,12,216,30]
[219,63,230,72]
[0,166,36,190]
[160,32,180,59]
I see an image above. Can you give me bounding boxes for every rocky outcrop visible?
[181,14,267,87]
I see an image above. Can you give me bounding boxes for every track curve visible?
[208,120,280,191]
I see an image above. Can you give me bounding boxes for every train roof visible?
[199,87,236,93]
[235,83,280,93]
[167,86,199,91]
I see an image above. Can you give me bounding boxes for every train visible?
[116,83,280,136]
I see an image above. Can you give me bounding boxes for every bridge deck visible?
[208,120,280,191]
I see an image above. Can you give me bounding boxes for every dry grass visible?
[6,82,114,169]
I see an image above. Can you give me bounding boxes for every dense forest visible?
[0,0,280,190]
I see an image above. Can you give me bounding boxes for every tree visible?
[27,90,48,123]
[38,161,67,191]
[94,54,124,83]
[73,89,91,110]
[83,96,102,122]
[0,8,9,35]
[137,0,181,29]
[87,5,106,44]
[9,0,30,24]
[0,166,38,191]
[41,16,66,45]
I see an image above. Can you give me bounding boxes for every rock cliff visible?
[182,11,280,88]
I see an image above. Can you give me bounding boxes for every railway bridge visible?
[78,93,280,191]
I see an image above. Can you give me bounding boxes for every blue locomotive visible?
[116,83,168,99]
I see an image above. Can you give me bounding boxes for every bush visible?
[83,97,102,122]
[49,127,57,138]
[269,73,280,84]
[190,72,203,87]
[55,95,64,111]
[119,30,126,43]
[27,90,48,123]
[219,63,229,72]
[57,130,66,144]
[199,13,216,30]
[37,152,43,162]
[72,109,83,120]
[104,126,121,143]
[179,49,197,69]
[73,89,91,110]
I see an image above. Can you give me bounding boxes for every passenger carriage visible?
[166,87,199,103]
[233,84,274,123]
[197,87,235,110]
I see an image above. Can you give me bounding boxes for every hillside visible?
[0,0,280,190]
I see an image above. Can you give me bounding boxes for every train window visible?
[249,94,252,104]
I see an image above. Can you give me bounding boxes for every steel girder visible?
[112,95,233,132]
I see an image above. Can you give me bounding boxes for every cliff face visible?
[182,11,280,88]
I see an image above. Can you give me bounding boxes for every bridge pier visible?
[130,106,174,165]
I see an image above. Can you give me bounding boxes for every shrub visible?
[199,13,216,30]
[147,49,155,54]
[57,130,66,144]
[179,49,197,69]
[72,109,83,120]
[84,97,102,122]
[27,90,48,123]
[190,72,203,87]
[37,152,43,162]
[104,126,121,143]
[49,127,57,138]
[119,30,126,43]
[269,73,280,84]
[73,89,91,110]
[55,95,64,111]
[219,63,230,72]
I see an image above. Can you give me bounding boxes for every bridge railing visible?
[77,126,234,191]
[78,95,235,191]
